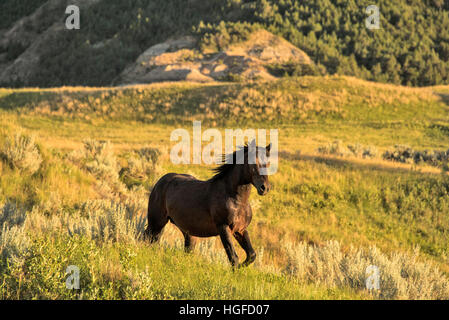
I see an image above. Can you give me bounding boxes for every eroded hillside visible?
[1,0,448,87]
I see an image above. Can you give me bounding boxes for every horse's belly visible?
[166,201,219,237]
[170,212,219,237]
[188,227,220,238]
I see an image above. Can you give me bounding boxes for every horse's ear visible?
[266,143,272,156]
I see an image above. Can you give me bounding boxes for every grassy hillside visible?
[1,0,449,87]
[1,76,449,299]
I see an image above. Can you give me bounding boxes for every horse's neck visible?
[225,165,251,201]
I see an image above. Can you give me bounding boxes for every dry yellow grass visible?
[1,76,449,299]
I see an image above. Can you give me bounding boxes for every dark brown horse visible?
[145,140,272,267]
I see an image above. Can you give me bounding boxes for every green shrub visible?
[266,62,325,77]
[67,200,146,243]
[383,145,449,167]
[1,132,42,174]
[0,203,29,265]
[68,139,125,195]
[0,202,26,227]
[317,141,378,159]
[283,240,449,300]
[80,139,120,181]
[194,21,261,53]
[317,140,351,157]
[121,147,161,187]
[347,143,379,159]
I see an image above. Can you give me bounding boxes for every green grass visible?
[0,234,365,300]
[1,76,449,299]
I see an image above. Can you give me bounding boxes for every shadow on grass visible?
[0,91,53,111]
[279,151,442,175]
[435,92,449,107]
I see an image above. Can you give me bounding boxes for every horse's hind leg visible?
[145,205,168,243]
[145,218,167,243]
[182,232,195,253]
[234,230,256,267]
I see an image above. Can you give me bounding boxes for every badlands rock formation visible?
[119,30,313,84]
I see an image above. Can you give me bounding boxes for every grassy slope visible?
[1,234,363,300]
[1,76,449,299]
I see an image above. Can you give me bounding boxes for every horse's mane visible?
[210,144,250,181]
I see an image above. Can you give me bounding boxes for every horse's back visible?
[156,172,196,184]
[164,173,211,207]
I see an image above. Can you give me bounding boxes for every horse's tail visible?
[145,173,176,242]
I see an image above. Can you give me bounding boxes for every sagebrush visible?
[0,132,42,174]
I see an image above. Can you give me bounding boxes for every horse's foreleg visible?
[218,225,239,267]
[234,230,256,267]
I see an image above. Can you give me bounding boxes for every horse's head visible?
[245,140,272,196]
[212,140,273,195]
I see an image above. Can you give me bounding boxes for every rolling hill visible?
[1,76,449,299]
[1,0,449,302]
[1,0,449,87]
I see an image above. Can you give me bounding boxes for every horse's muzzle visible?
[257,184,269,196]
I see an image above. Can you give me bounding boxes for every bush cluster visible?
[0,132,42,174]
[121,147,161,187]
[67,199,146,243]
[283,241,449,300]
[317,140,378,159]
[383,145,449,168]
[0,203,29,265]
[193,21,261,53]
